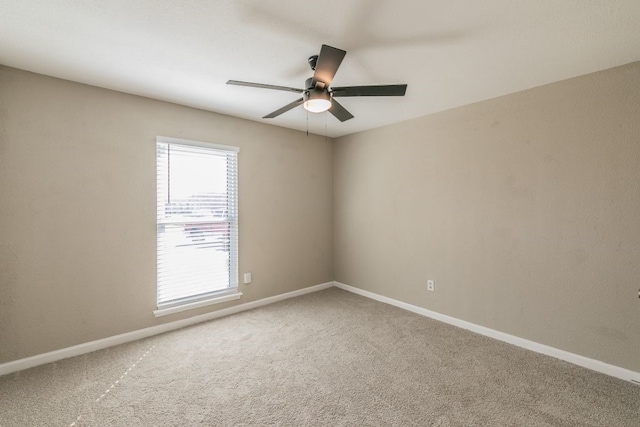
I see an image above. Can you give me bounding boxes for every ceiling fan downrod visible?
[308,55,319,71]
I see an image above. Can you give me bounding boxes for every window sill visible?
[153,291,243,317]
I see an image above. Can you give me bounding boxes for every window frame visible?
[154,136,241,317]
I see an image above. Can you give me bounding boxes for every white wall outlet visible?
[243,272,252,284]
[427,279,435,292]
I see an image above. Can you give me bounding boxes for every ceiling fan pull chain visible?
[325,111,328,142]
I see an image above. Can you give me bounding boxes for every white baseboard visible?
[5,280,638,385]
[0,281,334,377]
[333,281,640,385]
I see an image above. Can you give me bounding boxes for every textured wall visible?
[334,62,640,372]
[0,66,333,363]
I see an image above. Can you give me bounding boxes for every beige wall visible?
[2,61,639,374]
[334,62,640,372]
[0,66,334,363]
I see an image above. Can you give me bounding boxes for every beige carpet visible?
[1,288,638,426]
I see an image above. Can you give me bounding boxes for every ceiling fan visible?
[227,44,407,122]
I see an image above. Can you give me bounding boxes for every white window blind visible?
[156,137,239,310]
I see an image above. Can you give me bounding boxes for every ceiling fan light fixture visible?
[303,89,331,113]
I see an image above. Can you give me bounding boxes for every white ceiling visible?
[1,1,639,138]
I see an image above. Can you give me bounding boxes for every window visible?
[155,136,240,316]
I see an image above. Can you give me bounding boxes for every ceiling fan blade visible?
[328,99,354,122]
[227,80,302,94]
[263,98,304,119]
[313,45,346,87]
[332,84,407,97]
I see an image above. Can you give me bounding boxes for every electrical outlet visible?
[427,280,435,292]
[243,272,252,284]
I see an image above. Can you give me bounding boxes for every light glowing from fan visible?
[303,90,331,113]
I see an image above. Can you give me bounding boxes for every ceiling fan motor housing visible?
[303,86,331,102]
[305,77,327,90]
